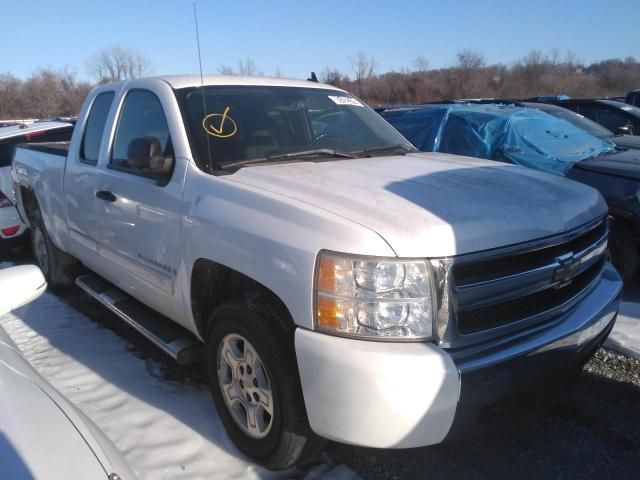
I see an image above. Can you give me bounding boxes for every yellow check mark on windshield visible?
[202,107,238,138]
[209,106,230,135]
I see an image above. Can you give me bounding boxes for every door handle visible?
[96,190,117,202]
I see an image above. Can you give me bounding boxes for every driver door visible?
[94,89,184,316]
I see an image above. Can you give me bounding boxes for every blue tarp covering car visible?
[381,104,615,175]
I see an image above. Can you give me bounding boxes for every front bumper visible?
[451,261,621,411]
[295,263,622,449]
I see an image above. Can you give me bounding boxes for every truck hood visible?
[574,149,640,181]
[226,153,607,257]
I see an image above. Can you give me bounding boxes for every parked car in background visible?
[603,96,627,102]
[381,103,640,280]
[530,98,640,136]
[626,89,640,107]
[414,99,640,151]
[0,121,73,253]
[0,264,135,480]
[12,75,622,469]
[521,102,640,151]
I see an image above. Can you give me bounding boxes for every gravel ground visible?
[4,250,640,479]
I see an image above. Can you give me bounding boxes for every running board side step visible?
[76,274,203,364]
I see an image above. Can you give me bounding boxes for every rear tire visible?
[206,291,324,470]
[609,221,639,282]
[30,209,79,289]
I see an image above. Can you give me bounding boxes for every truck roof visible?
[0,121,72,141]
[145,74,344,91]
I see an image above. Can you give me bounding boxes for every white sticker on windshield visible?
[328,95,364,107]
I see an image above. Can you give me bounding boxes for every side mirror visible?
[617,124,633,135]
[0,265,46,316]
[126,136,174,177]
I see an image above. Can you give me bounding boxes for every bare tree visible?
[456,49,486,70]
[274,66,284,78]
[564,51,579,69]
[320,67,343,84]
[87,45,152,83]
[453,49,486,97]
[413,55,429,73]
[237,58,260,76]
[11,68,91,118]
[217,65,235,75]
[349,51,376,98]
[0,73,22,118]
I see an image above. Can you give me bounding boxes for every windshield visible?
[530,104,615,140]
[176,85,413,173]
[501,110,616,174]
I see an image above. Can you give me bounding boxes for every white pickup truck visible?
[12,75,622,469]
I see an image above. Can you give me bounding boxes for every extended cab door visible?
[63,90,116,260]
[93,87,186,316]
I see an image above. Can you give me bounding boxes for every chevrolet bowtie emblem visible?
[553,252,580,288]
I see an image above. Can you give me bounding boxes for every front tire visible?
[206,292,323,470]
[30,209,79,289]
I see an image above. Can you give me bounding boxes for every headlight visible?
[314,251,435,340]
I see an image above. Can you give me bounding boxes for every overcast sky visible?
[2,0,638,81]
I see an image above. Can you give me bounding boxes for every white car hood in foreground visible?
[0,326,135,480]
[227,153,607,257]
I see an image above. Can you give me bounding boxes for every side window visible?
[81,92,115,164]
[597,108,629,133]
[440,115,489,159]
[575,105,598,122]
[110,90,172,171]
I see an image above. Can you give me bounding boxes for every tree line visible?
[2,47,640,119]
[324,49,640,105]
[0,46,151,120]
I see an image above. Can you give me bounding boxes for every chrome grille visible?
[433,216,608,348]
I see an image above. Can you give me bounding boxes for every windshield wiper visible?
[219,148,354,170]
[351,144,416,157]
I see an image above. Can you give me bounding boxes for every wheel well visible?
[19,186,39,224]
[190,258,294,340]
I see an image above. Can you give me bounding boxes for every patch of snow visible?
[0,291,352,479]
[605,301,640,360]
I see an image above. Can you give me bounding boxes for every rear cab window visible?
[81,91,115,164]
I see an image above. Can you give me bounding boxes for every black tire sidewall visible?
[30,212,52,278]
[609,222,639,281]
[29,209,76,289]
[206,302,302,463]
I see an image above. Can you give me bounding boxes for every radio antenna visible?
[193,2,213,173]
